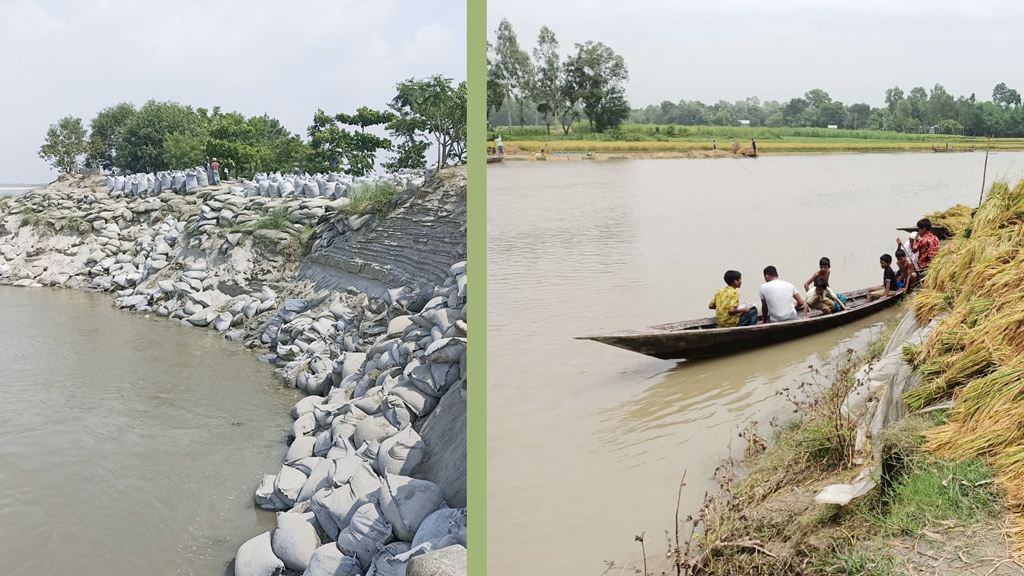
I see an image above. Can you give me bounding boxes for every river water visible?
[0,287,300,575]
[486,152,1024,576]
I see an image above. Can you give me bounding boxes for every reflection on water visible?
[487,153,1024,576]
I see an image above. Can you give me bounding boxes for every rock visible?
[406,545,467,576]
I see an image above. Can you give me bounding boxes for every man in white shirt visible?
[759,265,806,323]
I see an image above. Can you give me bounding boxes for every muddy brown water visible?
[486,153,1024,575]
[0,287,299,575]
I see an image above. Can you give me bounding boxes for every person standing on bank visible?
[751,138,758,155]
[495,134,504,156]
[210,158,221,185]
[760,265,805,323]
[712,139,717,150]
[709,270,759,327]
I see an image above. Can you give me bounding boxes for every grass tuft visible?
[343,181,399,216]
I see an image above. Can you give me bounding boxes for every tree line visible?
[630,82,1024,137]
[487,19,632,134]
[38,76,466,177]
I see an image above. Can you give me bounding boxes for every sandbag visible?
[336,501,394,569]
[412,507,467,549]
[171,172,185,191]
[268,181,280,197]
[310,484,361,539]
[354,414,399,447]
[185,171,199,192]
[259,181,270,196]
[378,474,445,541]
[234,531,284,576]
[390,381,440,418]
[304,543,362,576]
[279,181,295,196]
[424,338,465,364]
[255,474,290,511]
[274,464,309,507]
[366,542,414,576]
[291,395,324,419]
[293,412,317,438]
[332,457,382,498]
[197,167,209,187]
[378,426,425,476]
[271,511,320,573]
[302,181,319,197]
[285,436,317,463]
[381,394,413,430]
[298,458,335,504]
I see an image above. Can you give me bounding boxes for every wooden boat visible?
[576,287,903,360]
[931,145,975,153]
[487,156,503,164]
[897,225,951,240]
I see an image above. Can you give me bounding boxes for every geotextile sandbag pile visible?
[233,261,468,576]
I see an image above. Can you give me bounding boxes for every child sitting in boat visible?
[805,277,848,318]
[867,253,899,301]
[709,270,759,327]
[895,248,919,291]
[803,257,832,292]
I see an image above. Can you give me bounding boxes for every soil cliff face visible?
[300,167,467,298]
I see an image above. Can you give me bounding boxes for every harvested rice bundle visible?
[926,204,973,237]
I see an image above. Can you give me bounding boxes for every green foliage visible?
[116,100,207,173]
[307,108,393,176]
[163,132,208,169]
[343,181,400,215]
[250,207,292,231]
[875,458,997,534]
[567,40,630,132]
[813,543,895,575]
[85,103,136,170]
[38,116,87,174]
[494,18,534,132]
[388,76,467,169]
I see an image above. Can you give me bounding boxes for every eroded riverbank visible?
[0,167,468,575]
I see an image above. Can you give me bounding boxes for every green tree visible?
[885,86,905,112]
[568,40,630,132]
[85,103,136,170]
[117,100,207,173]
[993,82,1021,108]
[531,26,562,134]
[163,132,208,169]
[39,116,87,174]
[307,109,393,176]
[486,41,506,124]
[494,18,533,132]
[387,76,467,169]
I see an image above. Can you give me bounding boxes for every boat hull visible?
[577,288,902,360]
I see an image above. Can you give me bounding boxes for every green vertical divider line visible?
[466,0,487,574]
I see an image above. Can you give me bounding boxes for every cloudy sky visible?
[489,1,1024,110]
[1,0,466,183]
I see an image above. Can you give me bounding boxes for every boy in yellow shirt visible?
[709,270,759,327]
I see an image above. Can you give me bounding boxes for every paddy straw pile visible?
[903,179,1024,544]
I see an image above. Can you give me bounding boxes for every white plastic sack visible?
[378,474,445,541]
[304,543,362,576]
[377,426,425,476]
[234,531,284,576]
[336,501,394,569]
[271,511,320,573]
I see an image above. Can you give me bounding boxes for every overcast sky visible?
[0,0,465,183]
[489,1,1024,111]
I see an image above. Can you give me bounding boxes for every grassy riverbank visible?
[489,125,1024,157]
[656,196,1024,575]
